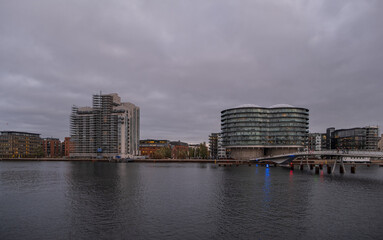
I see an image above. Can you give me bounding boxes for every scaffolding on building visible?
[70,93,139,158]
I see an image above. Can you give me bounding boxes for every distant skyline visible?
[1,0,382,143]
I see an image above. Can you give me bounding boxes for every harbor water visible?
[0,161,382,239]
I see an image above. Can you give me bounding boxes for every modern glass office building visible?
[327,126,379,151]
[221,104,309,159]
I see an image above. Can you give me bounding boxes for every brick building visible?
[42,138,61,158]
[170,141,189,159]
[139,139,170,157]
[63,137,73,157]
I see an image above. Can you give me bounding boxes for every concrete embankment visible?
[1,158,382,166]
[0,158,109,162]
[132,159,215,163]
[0,158,216,163]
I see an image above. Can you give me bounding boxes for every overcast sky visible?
[0,0,382,143]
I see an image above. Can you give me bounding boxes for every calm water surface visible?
[0,161,382,240]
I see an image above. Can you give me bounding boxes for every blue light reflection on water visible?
[263,167,271,206]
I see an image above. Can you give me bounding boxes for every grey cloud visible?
[0,0,382,142]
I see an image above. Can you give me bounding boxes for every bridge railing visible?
[256,150,383,160]
[296,150,383,157]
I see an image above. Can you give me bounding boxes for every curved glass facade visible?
[221,106,309,147]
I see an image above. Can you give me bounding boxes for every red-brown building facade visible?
[42,138,61,158]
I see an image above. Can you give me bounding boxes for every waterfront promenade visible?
[0,157,215,163]
[1,157,382,166]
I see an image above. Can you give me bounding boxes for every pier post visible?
[332,158,337,174]
[315,166,320,174]
[327,165,332,174]
[340,157,346,174]
[351,165,356,174]
[340,165,345,174]
[299,158,303,170]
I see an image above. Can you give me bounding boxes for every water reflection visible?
[263,168,271,206]
[65,162,147,238]
[0,162,382,240]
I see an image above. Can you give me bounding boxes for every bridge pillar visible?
[310,164,314,170]
[340,165,345,174]
[327,165,332,174]
[290,164,294,170]
[319,164,323,170]
[351,165,356,174]
[300,164,304,171]
[315,166,320,174]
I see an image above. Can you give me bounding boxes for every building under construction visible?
[70,93,140,158]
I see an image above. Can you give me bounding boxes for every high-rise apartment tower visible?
[70,93,140,158]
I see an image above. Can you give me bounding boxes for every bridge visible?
[251,150,383,164]
[249,150,383,174]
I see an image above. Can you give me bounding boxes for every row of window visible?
[222,113,308,120]
[223,134,307,139]
[222,118,308,124]
[222,122,308,128]
[222,127,307,132]
[223,141,306,146]
[222,108,308,115]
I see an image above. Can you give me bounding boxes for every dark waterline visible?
[0,161,382,240]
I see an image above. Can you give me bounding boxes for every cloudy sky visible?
[0,0,382,143]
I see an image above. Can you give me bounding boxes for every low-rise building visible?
[139,139,170,157]
[63,137,73,157]
[326,126,380,151]
[42,138,61,158]
[0,131,42,158]
[308,133,326,151]
[170,141,189,159]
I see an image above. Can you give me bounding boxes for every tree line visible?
[149,142,208,159]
